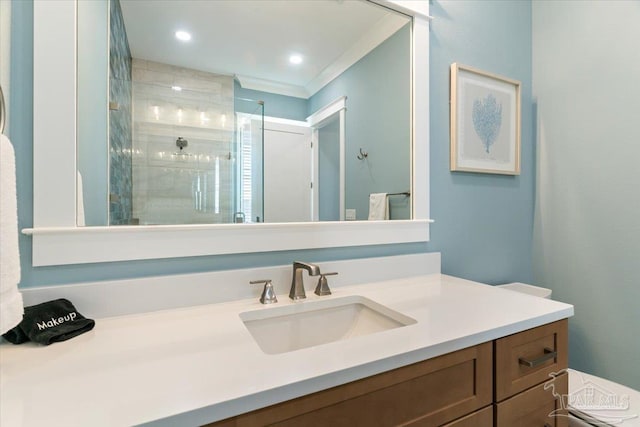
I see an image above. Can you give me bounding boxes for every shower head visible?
[176,137,188,151]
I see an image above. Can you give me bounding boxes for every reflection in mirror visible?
[77,0,412,226]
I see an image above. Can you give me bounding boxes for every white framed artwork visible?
[450,63,521,175]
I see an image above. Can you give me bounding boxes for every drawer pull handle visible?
[518,348,557,367]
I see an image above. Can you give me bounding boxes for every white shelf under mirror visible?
[26,0,432,266]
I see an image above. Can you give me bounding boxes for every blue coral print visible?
[472,94,502,153]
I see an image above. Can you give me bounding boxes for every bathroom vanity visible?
[0,254,573,427]
[209,320,568,427]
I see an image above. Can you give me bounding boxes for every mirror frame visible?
[26,0,432,266]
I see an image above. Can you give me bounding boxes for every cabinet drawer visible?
[496,372,568,427]
[440,405,492,427]
[207,343,492,427]
[495,319,568,401]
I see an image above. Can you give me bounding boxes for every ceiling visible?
[119,0,410,98]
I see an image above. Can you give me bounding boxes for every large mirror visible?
[29,0,429,266]
[77,0,412,226]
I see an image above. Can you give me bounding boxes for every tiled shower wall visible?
[131,59,235,224]
[108,0,133,225]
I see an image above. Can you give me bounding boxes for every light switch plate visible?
[345,209,356,220]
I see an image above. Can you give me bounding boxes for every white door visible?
[263,120,312,223]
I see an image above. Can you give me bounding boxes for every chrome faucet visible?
[289,261,321,300]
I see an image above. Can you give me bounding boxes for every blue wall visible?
[235,25,411,222]
[427,0,534,284]
[309,24,411,221]
[10,0,532,289]
[234,80,308,122]
[532,0,640,390]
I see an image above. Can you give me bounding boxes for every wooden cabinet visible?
[495,319,568,401]
[441,406,493,427]
[208,320,569,427]
[496,373,568,427]
[495,319,569,427]
[207,342,492,427]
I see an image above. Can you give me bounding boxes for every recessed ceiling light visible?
[175,31,191,42]
[171,86,182,92]
[289,54,303,65]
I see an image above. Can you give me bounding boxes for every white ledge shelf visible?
[22,220,433,266]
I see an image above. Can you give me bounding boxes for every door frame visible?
[308,96,347,221]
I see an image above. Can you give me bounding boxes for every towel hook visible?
[357,148,368,160]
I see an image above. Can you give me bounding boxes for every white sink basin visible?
[240,295,417,354]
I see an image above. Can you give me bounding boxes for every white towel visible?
[1,134,24,335]
[368,193,389,220]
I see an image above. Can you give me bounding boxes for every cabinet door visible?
[495,319,568,401]
[207,343,492,427]
[496,372,568,427]
[440,406,493,427]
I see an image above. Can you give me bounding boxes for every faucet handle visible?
[314,272,337,296]
[250,280,278,304]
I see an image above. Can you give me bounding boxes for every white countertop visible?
[0,274,573,426]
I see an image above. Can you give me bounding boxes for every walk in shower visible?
[127,60,265,225]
